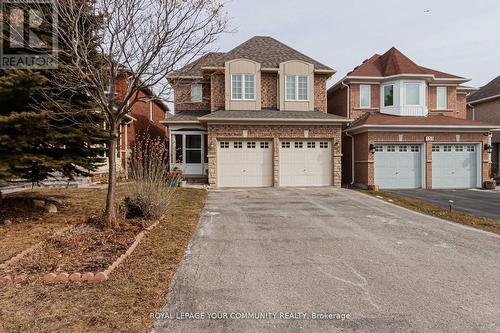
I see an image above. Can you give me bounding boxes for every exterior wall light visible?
[484,144,493,154]
[369,144,375,154]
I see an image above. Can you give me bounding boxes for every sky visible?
[212,0,500,88]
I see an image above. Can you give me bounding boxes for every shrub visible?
[124,135,180,220]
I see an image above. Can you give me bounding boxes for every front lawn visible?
[0,187,207,332]
[359,190,500,235]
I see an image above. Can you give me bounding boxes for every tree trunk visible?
[104,127,119,228]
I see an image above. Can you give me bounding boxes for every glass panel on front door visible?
[186,135,202,164]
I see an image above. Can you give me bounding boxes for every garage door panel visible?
[374,144,422,189]
[432,144,478,189]
[218,140,273,187]
[279,140,332,187]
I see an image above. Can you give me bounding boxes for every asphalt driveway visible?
[153,188,500,332]
[388,189,500,220]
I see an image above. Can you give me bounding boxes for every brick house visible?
[93,75,169,181]
[163,36,348,187]
[467,75,500,177]
[327,47,496,189]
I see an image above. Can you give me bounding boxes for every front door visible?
[171,132,207,176]
[184,134,203,175]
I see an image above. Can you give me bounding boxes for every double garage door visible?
[374,143,479,189]
[217,140,332,187]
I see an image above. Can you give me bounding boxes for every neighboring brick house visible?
[163,36,348,187]
[467,75,500,177]
[93,75,169,181]
[327,47,496,189]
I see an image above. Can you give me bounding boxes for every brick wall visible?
[470,97,500,176]
[207,124,343,187]
[314,74,328,113]
[210,73,225,112]
[470,98,500,143]
[350,131,491,188]
[172,80,211,111]
[261,73,278,109]
[327,86,347,117]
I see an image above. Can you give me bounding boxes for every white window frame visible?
[404,83,422,106]
[231,74,256,101]
[383,84,394,107]
[285,75,309,101]
[436,86,447,110]
[191,84,203,103]
[149,101,154,121]
[360,85,371,108]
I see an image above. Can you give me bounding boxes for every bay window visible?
[383,84,394,107]
[437,87,447,109]
[231,74,255,100]
[285,75,308,101]
[360,85,371,108]
[405,83,421,105]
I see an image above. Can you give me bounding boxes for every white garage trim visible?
[279,140,333,187]
[374,143,426,189]
[217,139,273,187]
[431,142,481,189]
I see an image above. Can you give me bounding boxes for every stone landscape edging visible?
[41,218,161,284]
[0,225,74,287]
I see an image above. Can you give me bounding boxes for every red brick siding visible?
[261,73,278,109]
[173,80,211,111]
[207,124,342,187]
[210,73,225,112]
[350,131,491,188]
[327,86,348,117]
[469,97,500,176]
[314,75,328,113]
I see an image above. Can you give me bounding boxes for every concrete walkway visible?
[153,188,500,332]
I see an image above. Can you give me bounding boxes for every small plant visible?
[124,135,180,220]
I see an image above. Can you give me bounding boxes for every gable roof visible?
[168,36,333,78]
[347,47,465,80]
[468,75,500,104]
[213,36,332,71]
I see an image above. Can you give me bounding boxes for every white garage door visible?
[280,140,332,186]
[374,144,422,189]
[432,144,479,189]
[217,140,273,187]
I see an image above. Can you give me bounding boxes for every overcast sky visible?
[213,0,500,88]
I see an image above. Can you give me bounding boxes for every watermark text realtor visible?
[1,0,58,68]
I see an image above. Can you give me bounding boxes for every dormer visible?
[279,60,315,111]
[225,59,261,111]
[380,79,427,116]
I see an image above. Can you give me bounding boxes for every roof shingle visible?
[348,112,494,130]
[168,36,333,78]
[468,75,500,103]
[199,110,349,122]
[347,47,465,79]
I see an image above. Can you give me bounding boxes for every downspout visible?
[341,80,355,185]
[466,92,475,120]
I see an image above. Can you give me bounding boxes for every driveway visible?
[388,189,500,220]
[153,188,500,332]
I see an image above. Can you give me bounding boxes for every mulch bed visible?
[2,219,149,280]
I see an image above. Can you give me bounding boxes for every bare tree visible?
[10,0,228,227]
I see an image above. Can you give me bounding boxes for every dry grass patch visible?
[0,187,126,263]
[359,190,500,235]
[0,188,207,333]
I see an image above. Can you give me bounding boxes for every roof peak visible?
[344,47,465,81]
